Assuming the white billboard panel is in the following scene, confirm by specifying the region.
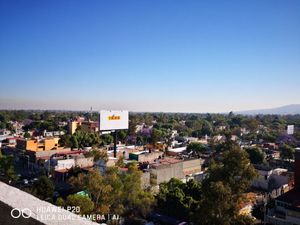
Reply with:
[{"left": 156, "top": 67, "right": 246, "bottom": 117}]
[
  {"left": 287, "top": 125, "right": 294, "bottom": 135},
  {"left": 99, "top": 110, "right": 129, "bottom": 131}
]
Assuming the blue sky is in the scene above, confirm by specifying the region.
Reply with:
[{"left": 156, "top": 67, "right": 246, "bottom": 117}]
[{"left": 0, "top": 0, "right": 300, "bottom": 112}]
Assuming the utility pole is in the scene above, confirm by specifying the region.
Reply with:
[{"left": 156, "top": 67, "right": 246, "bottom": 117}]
[{"left": 113, "top": 130, "right": 117, "bottom": 158}]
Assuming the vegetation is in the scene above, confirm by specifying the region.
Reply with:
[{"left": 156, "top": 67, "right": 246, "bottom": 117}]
[
  {"left": 0, "top": 152, "right": 17, "bottom": 183},
  {"left": 195, "top": 147, "right": 256, "bottom": 225},
  {"left": 68, "top": 163, "right": 155, "bottom": 222},
  {"left": 187, "top": 142, "right": 207, "bottom": 155},
  {"left": 1, "top": 110, "right": 300, "bottom": 224},
  {"left": 279, "top": 144, "right": 295, "bottom": 161},
  {"left": 245, "top": 147, "right": 265, "bottom": 165},
  {"left": 156, "top": 178, "right": 201, "bottom": 222},
  {"left": 66, "top": 194, "right": 94, "bottom": 215},
  {"left": 29, "top": 176, "right": 54, "bottom": 201}
]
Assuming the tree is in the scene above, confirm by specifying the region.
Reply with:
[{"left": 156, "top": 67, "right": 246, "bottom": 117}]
[
  {"left": 66, "top": 194, "right": 94, "bottom": 215},
  {"left": 68, "top": 163, "right": 154, "bottom": 221},
  {"left": 31, "top": 176, "right": 54, "bottom": 201},
  {"left": 200, "top": 120, "right": 213, "bottom": 136},
  {"left": 69, "top": 170, "right": 113, "bottom": 214},
  {"left": 187, "top": 142, "right": 206, "bottom": 155},
  {"left": 55, "top": 197, "right": 65, "bottom": 207},
  {"left": 208, "top": 145, "right": 257, "bottom": 195},
  {"left": 24, "top": 132, "right": 31, "bottom": 138},
  {"left": 59, "top": 134, "right": 72, "bottom": 147},
  {"left": 156, "top": 178, "right": 201, "bottom": 222},
  {"left": 245, "top": 147, "right": 265, "bottom": 165},
  {"left": 279, "top": 144, "right": 295, "bottom": 161},
  {"left": 70, "top": 135, "right": 79, "bottom": 149},
  {"left": 193, "top": 143, "right": 257, "bottom": 225},
  {"left": 194, "top": 181, "right": 236, "bottom": 225},
  {"left": 101, "top": 134, "right": 113, "bottom": 145},
  {"left": 120, "top": 163, "right": 155, "bottom": 219},
  {"left": 84, "top": 149, "right": 108, "bottom": 162},
  {"left": 0, "top": 153, "right": 17, "bottom": 183},
  {"left": 118, "top": 130, "right": 127, "bottom": 143},
  {"left": 150, "top": 128, "right": 163, "bottom": 145}
]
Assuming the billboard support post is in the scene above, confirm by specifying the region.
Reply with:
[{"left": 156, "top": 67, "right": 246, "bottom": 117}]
[{"left": 113, "top": 130, "right": 117, "bottom": 158}]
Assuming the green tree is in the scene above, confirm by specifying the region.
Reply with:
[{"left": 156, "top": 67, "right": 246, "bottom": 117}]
[
  {"left": 31, "top": 176, "right": 54, "bottom": 201},
  {"left": 101, "top": 134, "right": 113, "bottom": 145},
  {"left": 55, "top": 197, "right": 65, "bottom": 207},
  {"left": 150, "top": 128, "right": 163, "bottom": 145},
  {"left": 156, "top": 178, "right": 201, "bottom": 222},
  {"left": 70, "top": 135, "right": 79, "bottom": 149},
  {"left": 200, "top": 120, "right": 213, "bottom": 136},
  {"left": 69, "top": 170, "right": 114, "bottom": 214},
  {"left": 280, "top": 144, "right": 295, "bottom": 161},
  {"left": 0, "top": 153, "right": 17, "bottom": 183},
  {"left": 24, "top": 132, "right": 31, "bottom": 138},
  {"left": 69, "top": 163, "right": 154, "bottom": 221},
  {"left": 194, "top": 143, "right": 257, "bottom": 225},
  {"left": 245, "top": 147, "right": 265, "bottom": 165},
  {"left": 194, "top": 181, "right": 235, "bottom": 225},
  {"left": 66, "top": 194, "right": 94, "bottom": 215},
  {"left": 121, "top": 163, "right": 155, "bottom": 219},
  {"left": 59, "top": 134, "right": 72, "bottom": 147},
  {"left": 187, "top": 142, "right": 206, "bottom": 155},
  {"left": 84, "top": 149, "right": 108, "bottom": 162}
]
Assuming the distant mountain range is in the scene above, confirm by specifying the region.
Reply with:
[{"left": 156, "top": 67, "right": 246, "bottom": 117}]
[{"left": 236, "top": 104, "right": 300, "bottom": 115}]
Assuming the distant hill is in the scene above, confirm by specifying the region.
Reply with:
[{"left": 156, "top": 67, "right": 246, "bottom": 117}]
[{"left": 236, "top": 104, "right": 300, "bottom": 115}]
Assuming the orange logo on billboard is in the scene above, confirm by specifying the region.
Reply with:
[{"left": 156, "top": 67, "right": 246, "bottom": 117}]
[{"left": 108, "top": 115, "right": 121, "bottom": 120}]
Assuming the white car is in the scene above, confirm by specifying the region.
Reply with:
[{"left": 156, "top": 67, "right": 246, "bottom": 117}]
[{"left": 23, "top": 179, "right": 29, "bottom": 185}]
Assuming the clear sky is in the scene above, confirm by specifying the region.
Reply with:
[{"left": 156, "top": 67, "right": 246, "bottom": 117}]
[{"left": 0, "top": 0, "right": 300, "bottom": 113}]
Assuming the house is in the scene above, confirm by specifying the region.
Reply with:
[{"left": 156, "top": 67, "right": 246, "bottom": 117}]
[
  {"left": 129, "top": 150, "right": 164, "bottom": 163},
  {"left": 16, "top": 137, "right": 63, "bottom": 151},
  {"left": 265, "top": 149, "right": 300, "bottom": 225},
  {"left": 252, "top": 165, "right": 293, "bottom": 197},
  {"left": 149, "top": 157, "right": 203, "bottom": 186}
]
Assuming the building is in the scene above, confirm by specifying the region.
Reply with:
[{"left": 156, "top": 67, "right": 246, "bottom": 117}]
[
  {"left": 167, "top": 146, "right": 187, "bottom": 156},
  {"left": 16, "top": 137, "right": 62, "bottom": 151},
  {"left": 149, "top": 157, "right": 203, "bottom": 186},
  {"left": 129, "top": 150, "right": 164, "bottom": 163},
  {"left": 68, "top": 118, "right": 99, "bottom": 134},
  {"left": 0, "top": 129, "right": 13, "bottom": 141},
  {"left": 69, "top": 121, "right": 78, "bottom": 135},
  {"left": 43, "top": 130, "right": 65, "bottom": 137},
  {"left": 265, "top": 149, "right": 300, "bottom": 225},
  {"left": 252, "top": 165, "right": 293, "bottom": 197}
]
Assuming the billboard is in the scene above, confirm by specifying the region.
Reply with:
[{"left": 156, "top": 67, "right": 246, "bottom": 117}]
[
  {"left": 99, "top": 110, "right": 129, "bottom": 131},
  {"left": 287, "top": 125, "right": 294, "bottom": 135}
]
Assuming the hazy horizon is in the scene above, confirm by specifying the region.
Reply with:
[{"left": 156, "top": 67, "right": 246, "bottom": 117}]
[{"left": 1, "top": 1, "right": 300, "bottom": 113}]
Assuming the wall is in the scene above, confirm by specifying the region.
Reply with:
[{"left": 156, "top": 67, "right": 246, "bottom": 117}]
[
  {"left": 75, "top": 157, "right": 94, "bottom": 168},
  {"left": 182, "top": 159, "right": 202, "bottom": 175},
  {"left": 55, "top": 159, "right": 75, "bottom": 171},
  {"left": 137, "top": 151, "right": 164, "bottom": 163},
  {"left": 150, "top": 162, "right": 184, "bottom": 185}
]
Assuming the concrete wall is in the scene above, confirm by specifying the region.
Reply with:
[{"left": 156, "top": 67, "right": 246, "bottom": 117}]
[
  {"left": 150, "top": 162, "right": 184, "bottom": 185},
  {"left": 28, "top": 148, "right": 72, "bottom": 158},
  {"left": 182, "top": 159, "right": 202, "bottom": 175},
  {"left": 141, "top": 172, "right": 150, "bottom": 189},
  {"left": 137, "top": 151, "right": 163, "bottom": 163},
  {"left": 75, "top": 157, "right": 94, "bottom": 168},
  {"left": 55, "top": 159, "right": 75, "bottom": 170}
]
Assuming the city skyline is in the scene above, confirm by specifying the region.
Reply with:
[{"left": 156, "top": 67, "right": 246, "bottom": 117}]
[{"left": 1, "top": 0, "right": 300, "bottom": 113}]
